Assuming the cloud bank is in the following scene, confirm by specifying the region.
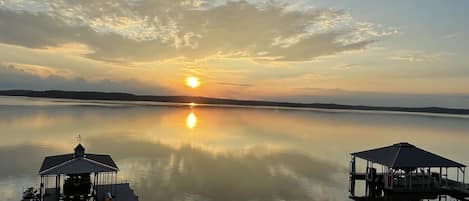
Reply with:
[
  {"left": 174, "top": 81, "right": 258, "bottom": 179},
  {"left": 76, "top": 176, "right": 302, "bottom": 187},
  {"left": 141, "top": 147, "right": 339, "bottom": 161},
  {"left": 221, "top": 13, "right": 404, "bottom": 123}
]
[
  {"left": 0, "top": 0, "right": 395, "bottom": 63},
  {"left": 0, "top": 62, "right": 172, "bottom": 94}
]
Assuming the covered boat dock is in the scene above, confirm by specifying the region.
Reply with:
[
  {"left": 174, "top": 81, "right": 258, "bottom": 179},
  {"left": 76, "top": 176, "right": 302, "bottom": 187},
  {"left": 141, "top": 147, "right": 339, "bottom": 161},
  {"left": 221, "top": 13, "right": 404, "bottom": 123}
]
[
  {"left": 38, "top": 144, "right": 138, "bottom": 201},
  {"left": 349, "top": 142, "right": 469, "bottom": 201}
]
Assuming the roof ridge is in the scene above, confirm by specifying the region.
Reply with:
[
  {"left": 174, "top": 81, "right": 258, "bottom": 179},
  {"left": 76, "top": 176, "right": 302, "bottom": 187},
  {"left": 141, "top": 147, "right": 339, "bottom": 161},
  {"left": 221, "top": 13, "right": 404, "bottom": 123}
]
[
  {"left": 82, "top": 157, "right": 119, "bottom": 171},
  {"left": 390, "top": 145, "right": 402, "bottom": 168},
  {"left": 86, "top": 153, "right": 111, "bottom": 156},
  {"left": 39, "top": 157, "right": 79, "bottom": 175}
]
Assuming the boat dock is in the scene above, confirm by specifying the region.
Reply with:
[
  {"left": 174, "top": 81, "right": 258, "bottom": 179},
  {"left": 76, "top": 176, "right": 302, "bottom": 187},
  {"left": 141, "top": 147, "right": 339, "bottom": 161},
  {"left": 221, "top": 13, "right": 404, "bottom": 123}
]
[
  {"left": 349, "top": 143, "right": 469, "bottom": 201},
  {"left": 24, "top": 143, "right": 139, "bottom": 201}
]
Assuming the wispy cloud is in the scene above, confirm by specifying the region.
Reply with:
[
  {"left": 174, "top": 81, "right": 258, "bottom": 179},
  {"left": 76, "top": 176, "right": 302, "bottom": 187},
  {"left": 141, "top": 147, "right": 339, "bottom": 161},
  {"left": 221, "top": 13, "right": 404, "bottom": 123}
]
[
  {"left": 389, "top": 52, "right": 443, "bottom": 62},
  {"left": 216, "top": 82, "right": 253, "bottom": 87},
  {"left": 332, "top": 63, "right": 357, "bottom": 70},
  {"left": 2, "top": 62, "right": 77, "bottom": 79},
  {"left": 443, "top": 33, "right": 458, "bottom": 39}
]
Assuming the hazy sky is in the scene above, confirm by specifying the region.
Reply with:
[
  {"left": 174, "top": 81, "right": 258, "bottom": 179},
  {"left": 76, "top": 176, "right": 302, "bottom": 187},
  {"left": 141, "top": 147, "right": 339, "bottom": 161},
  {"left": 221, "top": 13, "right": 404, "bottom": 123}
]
[{"left": 0, "top": 0, "right": 468, "bottom": 108}]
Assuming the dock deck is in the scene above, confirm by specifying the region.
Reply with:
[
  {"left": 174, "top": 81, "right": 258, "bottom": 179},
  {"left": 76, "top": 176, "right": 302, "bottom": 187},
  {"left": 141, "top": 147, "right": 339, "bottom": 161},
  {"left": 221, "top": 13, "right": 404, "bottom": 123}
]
[
  {"left": 350, "top": 172, "right": 469, "bottom": 200},
  {"left": 43, "top": 183, "right": 138, "bottom": 201}
]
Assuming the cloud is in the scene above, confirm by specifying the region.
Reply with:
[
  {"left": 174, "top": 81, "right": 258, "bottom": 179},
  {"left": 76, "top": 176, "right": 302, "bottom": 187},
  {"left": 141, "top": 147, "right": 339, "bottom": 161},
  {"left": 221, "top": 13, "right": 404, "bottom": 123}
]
[
  {"left": 0, "top": 62, "right": 173, "bottom": 94},
  {"left": 443, "top": 33, "right": 458, "bottom": 39},
  {"left": 332, "top": 63, "right": 357, "bottom": 70},
  {"left": 0, "top": 0, "right": 395, "bottom": 63},
  {"left": 3, "top": 62, "right": 77, "bottom": 79},
  {"left": 216, "top": 82, "right": 253, "bottom": 87},
  {"left": 389, "top": 52, "right": 441, "bottom": 62}
]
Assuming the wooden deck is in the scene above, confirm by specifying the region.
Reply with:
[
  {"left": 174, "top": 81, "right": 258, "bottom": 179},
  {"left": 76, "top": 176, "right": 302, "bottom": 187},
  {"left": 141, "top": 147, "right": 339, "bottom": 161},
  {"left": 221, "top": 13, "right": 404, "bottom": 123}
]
[{"left": 43, "top": 183, "right": 138, "bottom": 201}]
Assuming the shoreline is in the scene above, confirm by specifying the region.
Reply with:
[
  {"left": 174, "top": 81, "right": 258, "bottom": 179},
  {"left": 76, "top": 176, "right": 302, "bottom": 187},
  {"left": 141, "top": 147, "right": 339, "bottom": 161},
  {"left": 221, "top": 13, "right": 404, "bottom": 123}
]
[{"left": 1, "top": 89, "right": 469, "bottom": 116}]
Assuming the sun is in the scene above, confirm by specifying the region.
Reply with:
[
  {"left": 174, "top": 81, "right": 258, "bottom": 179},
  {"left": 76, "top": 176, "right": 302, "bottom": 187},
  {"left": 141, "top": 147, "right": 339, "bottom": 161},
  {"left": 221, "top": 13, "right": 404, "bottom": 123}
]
[{"left": 185, "top": 76, "right": 200, "bottom": 88}]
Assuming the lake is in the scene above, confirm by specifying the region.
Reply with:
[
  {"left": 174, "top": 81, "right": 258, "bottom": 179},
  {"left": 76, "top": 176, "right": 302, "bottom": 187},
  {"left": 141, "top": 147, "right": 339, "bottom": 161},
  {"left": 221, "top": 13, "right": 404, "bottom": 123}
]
[{"left": 1, "top": 96, "right": 468, "bottom": 201}]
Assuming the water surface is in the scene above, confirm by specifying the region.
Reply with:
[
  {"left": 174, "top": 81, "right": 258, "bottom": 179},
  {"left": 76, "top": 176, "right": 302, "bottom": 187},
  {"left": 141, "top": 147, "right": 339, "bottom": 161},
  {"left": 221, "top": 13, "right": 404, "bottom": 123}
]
[{"left": 1, "top": 96, "right": 468, "bottom": 201}]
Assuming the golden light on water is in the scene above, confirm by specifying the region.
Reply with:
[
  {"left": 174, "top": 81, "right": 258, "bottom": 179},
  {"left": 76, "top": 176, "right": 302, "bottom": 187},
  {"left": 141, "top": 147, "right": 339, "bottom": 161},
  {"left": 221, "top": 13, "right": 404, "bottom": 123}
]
[
  {"left": 185, "top": 76, "right": 200, "bottom": 88},
  {"left": 186, "top": 112, "right": 197, "bottom": 129}
]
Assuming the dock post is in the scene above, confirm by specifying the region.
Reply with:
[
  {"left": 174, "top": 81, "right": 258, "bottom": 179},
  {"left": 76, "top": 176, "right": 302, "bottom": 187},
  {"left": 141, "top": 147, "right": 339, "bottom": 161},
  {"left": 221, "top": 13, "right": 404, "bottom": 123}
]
[
  {"left": 40, "top": 176, "right": 43, "bottom": 201},
  {"left": 439, "top": 167, "right": 442, "bottom": 185},
  {"left": 55, "top": 174, "right": 60, "bottom": 201},
  {"left": 409, "top": 171, "right": 412, "bottom": 191},
  {"left": 428, "top": 167, "right": 431, "bottom": 189},
  {"left": 349, "top": 156, "right": 356, "bottom": 196},
  {"left": 446, "top": 167, "right": 448, "bottom": 186},
  {"left": 365, "top": 160, "right": 369, "bottom": 197},
  {"left": 463, "top": 167, "right": 465, "bottom": 185},
  {"left": 461, "top": 167, "right": 465, "bottom": 190}
]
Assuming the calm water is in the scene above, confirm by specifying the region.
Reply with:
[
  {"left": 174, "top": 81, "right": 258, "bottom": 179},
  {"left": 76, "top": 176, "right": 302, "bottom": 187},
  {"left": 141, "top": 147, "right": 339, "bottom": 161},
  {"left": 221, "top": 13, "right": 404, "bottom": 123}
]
[{"left": 1, "top": 96, "right": 469, "bottom": 201}]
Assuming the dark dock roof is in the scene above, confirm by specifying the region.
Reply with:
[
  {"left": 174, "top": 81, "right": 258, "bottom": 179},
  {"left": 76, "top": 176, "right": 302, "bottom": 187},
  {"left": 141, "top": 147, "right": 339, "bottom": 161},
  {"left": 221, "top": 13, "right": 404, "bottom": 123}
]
[
  {"left": 351, "top": 142, "right": 465, "bottom": 169},
  {"left": 39, "top": 144, "right": 118, "bottom": 175}
]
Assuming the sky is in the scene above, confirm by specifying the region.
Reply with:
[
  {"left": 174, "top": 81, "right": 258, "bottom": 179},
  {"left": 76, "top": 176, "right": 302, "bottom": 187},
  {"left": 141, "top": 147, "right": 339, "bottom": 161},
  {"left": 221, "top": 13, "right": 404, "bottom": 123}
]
[{"left": 0, "top": 0, "right": 469, "bottom": 108}]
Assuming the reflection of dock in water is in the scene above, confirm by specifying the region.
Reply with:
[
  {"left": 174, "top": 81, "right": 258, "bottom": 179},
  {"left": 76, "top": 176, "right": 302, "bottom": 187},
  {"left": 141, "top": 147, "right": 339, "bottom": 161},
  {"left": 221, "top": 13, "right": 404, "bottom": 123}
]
[{"left": 349, "top": 143, "right": 469, "bottom": 201}]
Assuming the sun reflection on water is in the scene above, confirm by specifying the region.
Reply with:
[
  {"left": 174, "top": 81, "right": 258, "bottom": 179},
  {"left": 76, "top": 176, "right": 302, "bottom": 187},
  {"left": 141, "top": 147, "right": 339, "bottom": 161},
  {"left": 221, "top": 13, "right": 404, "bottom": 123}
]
[{"left": 186, "top": 112, "right": 197, "bottom": 129}]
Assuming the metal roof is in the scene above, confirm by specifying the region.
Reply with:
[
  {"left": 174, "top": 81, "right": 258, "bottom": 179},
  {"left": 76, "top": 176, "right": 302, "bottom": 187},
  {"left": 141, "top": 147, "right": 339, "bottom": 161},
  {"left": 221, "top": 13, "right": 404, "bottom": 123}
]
[
  {"left": 39, "top": 144, "right": 118, "bottom": 175},
  {"left": 351, "top": 142, "right": 465, "bottom": 169}
]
